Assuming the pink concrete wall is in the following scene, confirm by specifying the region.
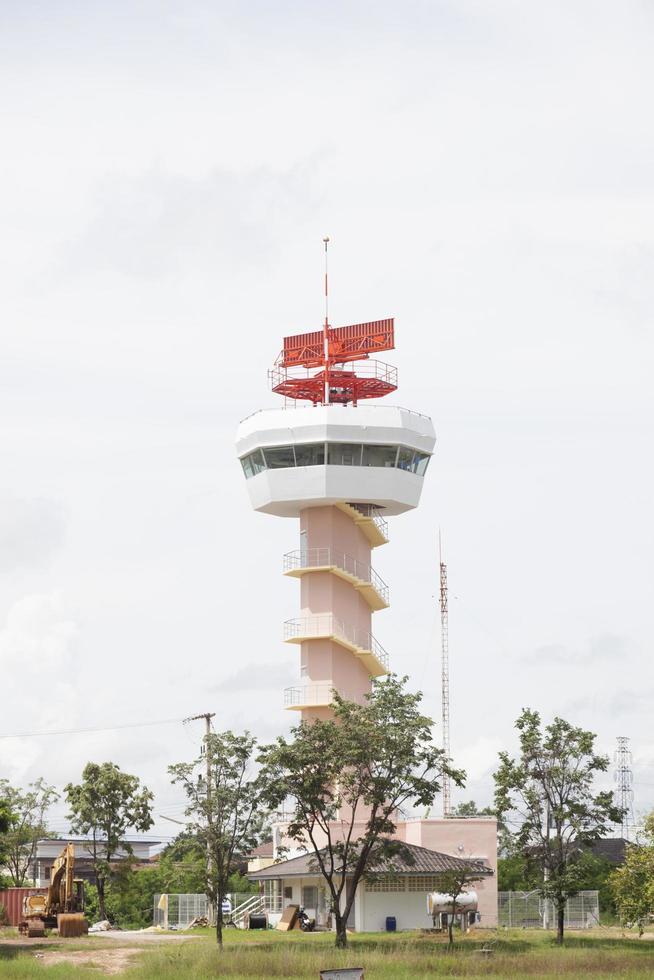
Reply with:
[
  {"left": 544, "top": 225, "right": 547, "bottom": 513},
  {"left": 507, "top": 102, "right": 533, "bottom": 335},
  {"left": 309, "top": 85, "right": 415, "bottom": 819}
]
[{"left": 402, "top": 818, "right": 498, "bottom": 926}]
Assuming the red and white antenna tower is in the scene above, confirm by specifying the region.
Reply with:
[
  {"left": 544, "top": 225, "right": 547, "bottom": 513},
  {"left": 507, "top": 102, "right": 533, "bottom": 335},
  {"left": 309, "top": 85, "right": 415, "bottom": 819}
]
[
  {"left": 439, "top": 531, "right": 451, "bottom": 817},
  {"left": 268, "top": 239, "right": 398, "bottom": 407}
]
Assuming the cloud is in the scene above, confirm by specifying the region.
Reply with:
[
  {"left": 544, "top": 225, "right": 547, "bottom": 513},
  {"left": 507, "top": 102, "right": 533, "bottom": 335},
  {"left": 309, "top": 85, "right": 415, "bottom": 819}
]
[
  {"left": 217, "top": 661, "right": 296, "bottom": 694},
  {"left": 66, "top": 163, "right": 320, "bottom": 279},
  {"left": 0, "top": 497, "right": 66, "bottom": 574},
  {"left": 0, "top": 593, "right": 79, "bottom": 784},
  {"left": 529, "top": 633, "right": 636, "bottom": 666}
]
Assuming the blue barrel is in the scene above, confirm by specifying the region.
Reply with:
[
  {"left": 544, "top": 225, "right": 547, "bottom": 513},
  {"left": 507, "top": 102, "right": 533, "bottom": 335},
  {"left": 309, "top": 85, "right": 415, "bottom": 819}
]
[{"left": 385, "top": 916, "right": 397, "bottom": 932}]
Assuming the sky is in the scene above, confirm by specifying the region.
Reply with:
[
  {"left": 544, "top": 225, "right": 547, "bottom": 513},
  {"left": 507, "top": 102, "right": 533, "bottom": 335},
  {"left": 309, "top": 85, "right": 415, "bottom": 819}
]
[{"left": 0, "top": 0, "right": 652, "bottom": 841}]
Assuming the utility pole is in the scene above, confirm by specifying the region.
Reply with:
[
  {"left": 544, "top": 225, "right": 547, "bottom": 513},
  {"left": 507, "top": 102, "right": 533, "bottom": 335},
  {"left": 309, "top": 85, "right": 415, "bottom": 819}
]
[
  {"left": 614, "top": 736, "right": 634, "bottom": 841},
  {"left": 184, "top": 712, "right": 216, "bottom": 922},
  {"left": 439, "top": 531, "right": 451, "bottom": 817}
]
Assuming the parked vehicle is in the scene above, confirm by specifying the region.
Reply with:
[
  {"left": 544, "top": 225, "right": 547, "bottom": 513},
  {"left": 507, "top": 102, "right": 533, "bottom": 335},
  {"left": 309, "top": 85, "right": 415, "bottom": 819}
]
[{"left": 297, "top": 906, "right": 316, "bottom": 932}]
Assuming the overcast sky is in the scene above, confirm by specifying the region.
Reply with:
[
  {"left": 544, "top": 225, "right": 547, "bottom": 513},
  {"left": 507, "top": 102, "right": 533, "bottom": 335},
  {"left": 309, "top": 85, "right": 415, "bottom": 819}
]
[{"left": 0, "top": 0, "right": 652, "bottom": 840}]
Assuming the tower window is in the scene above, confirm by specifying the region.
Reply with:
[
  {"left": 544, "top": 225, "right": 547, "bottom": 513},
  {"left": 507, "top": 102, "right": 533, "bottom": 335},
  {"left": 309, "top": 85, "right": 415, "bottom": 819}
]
[
  {"left": 294, "top": 443, "right": 325, "bottom": 466},
  {"left": 361, "top": 445, "right": 398, "bottom": 468},
  {"left": 328, "top": 443, "right": 363, "bottom": 466}
]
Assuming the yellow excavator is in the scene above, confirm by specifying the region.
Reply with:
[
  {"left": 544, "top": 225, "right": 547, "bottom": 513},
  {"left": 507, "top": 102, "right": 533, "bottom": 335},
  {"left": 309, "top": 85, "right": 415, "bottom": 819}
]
[{"left": 18, "top": 843, "right": 88, "bottom": 938}]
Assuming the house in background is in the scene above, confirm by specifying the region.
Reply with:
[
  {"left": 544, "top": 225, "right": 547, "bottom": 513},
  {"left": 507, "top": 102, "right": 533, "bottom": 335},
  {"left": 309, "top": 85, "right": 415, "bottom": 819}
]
[{"left": 28, "top": 836, "right": 162, "bottom": 887}]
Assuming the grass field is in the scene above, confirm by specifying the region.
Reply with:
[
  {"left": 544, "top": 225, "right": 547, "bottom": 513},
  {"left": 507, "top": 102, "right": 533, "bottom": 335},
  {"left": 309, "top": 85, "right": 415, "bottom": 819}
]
[{"left": 2, "top": 926, "right": 654, "bottom": 979}]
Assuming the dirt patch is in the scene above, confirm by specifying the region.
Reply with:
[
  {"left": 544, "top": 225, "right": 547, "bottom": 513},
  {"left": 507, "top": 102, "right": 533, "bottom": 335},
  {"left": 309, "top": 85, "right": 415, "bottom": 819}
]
[{"left": 34, "top": 947, "right": 142, "bottom": 975}]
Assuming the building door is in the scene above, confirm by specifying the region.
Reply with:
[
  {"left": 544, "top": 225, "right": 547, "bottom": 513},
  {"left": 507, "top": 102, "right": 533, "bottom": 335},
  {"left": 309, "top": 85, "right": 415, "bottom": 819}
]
[{"left": 346, "top": 880, "right": 356, "bottom": 929}]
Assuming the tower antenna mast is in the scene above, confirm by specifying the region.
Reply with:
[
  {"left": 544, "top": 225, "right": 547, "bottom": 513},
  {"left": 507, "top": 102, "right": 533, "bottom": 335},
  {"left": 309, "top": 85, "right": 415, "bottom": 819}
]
[
  {"left": 323, "top": 236, "right": 330, "bottom": 405},
  {"left": 614, "top": 736, "right": 634, "bottom": 840},
  {"left": 439, "top": 530, "right": 451, "bottom": 817}
]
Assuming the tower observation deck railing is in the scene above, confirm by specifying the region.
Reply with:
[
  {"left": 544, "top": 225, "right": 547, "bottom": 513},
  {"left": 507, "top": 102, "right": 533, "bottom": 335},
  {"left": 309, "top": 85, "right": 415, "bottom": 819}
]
[
  {"left": 283, "top": 614, "right": 390, "bottom": 673},
  {"left": 283, "top": 548, "right": 390, "bottom": 607},
  {"left": 284, "top": 683, "right": 334, "bottom": 708}
]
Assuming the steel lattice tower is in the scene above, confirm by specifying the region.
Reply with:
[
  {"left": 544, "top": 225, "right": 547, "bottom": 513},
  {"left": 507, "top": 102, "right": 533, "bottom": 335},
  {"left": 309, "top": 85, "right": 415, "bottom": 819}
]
[
  {"left": 439, "top": 533, "right": 451, "bottom": 817},
  {"left": 614, "top": 736, "right": 635, "bottom": 841}
]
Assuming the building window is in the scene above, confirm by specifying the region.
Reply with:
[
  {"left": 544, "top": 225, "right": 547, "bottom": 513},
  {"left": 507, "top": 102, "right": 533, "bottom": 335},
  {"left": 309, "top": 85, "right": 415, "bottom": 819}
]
[
  {"left": 240, "top": 448, "right": 266, "bottom": 477},
  {"left": 361, "top": 444, "right": 398, "bottom": 468},
  {"left": 295, "top": 443, "right": 325, "bottom": 467},
  {"left": 302, "top": 886, "right": 318, "bottom": 909},
  {"left": 407, "top": 875, "right": 444, "bottom": 892},
  {"left": 264, "top": 445, "right": 296, "bottom": 469},
  {"left": 239, "top": 443, "right": 431, "bottom": 478},
  {"left": 327, "top": 443, "right": 362, "bottom": 466},
  {"left": 365, "top": 876, "right": 406, "bottom": 893},
  {"left": 263, "top": 879, "right": 283, "bottom": 912}
]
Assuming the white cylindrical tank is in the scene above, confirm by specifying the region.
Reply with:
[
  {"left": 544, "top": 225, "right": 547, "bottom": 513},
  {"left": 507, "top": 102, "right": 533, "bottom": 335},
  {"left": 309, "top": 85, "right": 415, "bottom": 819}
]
[{"left": 427, "top": 891, "right": 478, "bottom": 915}]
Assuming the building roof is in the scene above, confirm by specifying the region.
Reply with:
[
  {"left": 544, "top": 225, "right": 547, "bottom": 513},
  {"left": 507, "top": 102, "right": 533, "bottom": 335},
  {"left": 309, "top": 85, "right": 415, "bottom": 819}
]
[
  {"left": 248, "top": 841, "right": 492, "bottom": 881},
  {"left": 249, "top": 840, "right": 274, "bottom": 859}
]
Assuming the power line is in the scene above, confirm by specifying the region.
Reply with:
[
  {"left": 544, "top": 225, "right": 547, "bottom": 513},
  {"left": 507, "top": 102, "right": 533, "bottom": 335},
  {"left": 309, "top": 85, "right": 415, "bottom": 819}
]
[{"left": 0, "top": 717, "right": 184, "bottom": 740}]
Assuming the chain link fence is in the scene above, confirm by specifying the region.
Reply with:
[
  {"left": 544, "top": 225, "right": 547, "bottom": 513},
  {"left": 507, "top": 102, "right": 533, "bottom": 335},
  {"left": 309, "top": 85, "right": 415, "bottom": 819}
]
[
  {"left": 498, "top": 890, "right": 599, "bottom": 929},
  {"left": 152, "top": 893, "right": 255, "bottom": 929}
]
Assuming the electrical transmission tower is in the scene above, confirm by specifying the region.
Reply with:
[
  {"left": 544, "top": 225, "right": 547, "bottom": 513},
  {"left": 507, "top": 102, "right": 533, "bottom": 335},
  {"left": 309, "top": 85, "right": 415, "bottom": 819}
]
[
  {"left": 439, "top": 532, "right": 451, "bottom": 817},
  {"left": 614, "top": 736, "right": 634, "bottom": 841}
]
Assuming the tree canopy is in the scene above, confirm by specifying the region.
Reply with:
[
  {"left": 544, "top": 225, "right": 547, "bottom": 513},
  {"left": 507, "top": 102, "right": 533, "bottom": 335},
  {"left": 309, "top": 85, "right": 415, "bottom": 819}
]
[
  {"left": 169, "top": 729, "right": 268, "bottom": 947},
  {"left": 610, "top": 813, "right": 654, "bottom": 935},
  {"left": 259, "top": 675, "right": 464, "bottom": 948},
  {"left": 0, "top": 778, "right": 59, "bottom": 886},
  {"left": 494, "top": 708, "right": 621, "bottom": 944},
  {"left": 65, "top": 761, "right": 154, "bottom": 922}
]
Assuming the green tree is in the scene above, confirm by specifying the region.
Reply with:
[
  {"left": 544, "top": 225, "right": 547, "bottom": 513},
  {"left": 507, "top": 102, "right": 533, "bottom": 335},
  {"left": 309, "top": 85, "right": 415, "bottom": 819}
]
[
  {"left": 0, "top": 791, "right": 15, "bottom": 884},
  {"left": 453, "top": 801, "right": 494, "bottom": 818},
  {"left": 610, "top": 814, "right": 654, "bottom": 935},
  {"left": 0, "top": 778, "right": 59, "bottom": 886},
  {"left": 65, "top": 762, "right": 154, "bottom": 922},
  {"left": 494, "top": 709, "right": 622, "bottom": 944},
  {"left": 434, "top": 864, "right": 488, "bottom": 946},
  {"left": 169, "top": 730, "right": 268, "bottom": 948},
  {"left": 258, "top": 675, "right": 464, "bottom": 949}
]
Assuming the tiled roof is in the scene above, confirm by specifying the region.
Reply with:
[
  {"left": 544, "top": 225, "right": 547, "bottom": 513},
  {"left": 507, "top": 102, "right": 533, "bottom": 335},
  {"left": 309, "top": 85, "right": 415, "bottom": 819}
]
[
  {"left": 248, "top": 841, "right": 492, "bottom": 880},
  {"left": 249, "top": 840, "right": 274, "bottom": 858}
]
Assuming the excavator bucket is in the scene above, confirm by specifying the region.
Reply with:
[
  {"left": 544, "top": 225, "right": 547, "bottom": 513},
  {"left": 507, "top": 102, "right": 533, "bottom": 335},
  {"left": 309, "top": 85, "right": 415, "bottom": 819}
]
[{"left": 57, "top": 913, "right": 88, "bottom": 938}]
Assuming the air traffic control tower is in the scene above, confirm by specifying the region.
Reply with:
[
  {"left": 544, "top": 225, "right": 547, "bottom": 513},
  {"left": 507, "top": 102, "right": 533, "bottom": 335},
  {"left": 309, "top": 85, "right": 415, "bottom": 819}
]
[{"left": 236, "top": 244, "right": 435, "bottom": 719}]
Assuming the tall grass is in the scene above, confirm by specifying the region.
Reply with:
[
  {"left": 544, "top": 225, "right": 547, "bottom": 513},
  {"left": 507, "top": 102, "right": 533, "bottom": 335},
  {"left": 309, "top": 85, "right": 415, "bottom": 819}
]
[
  {"left": 1, "top": 929, "right": 653, "bottom": 978},
  {"left": 123, "top": 930, "right": 654, "bottom": 980}
]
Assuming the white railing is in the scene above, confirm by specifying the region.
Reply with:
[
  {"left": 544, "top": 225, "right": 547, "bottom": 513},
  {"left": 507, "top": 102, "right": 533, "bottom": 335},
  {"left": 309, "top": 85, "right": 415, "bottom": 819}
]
[
  {"left": 284, "top": 683, "right": 334, "bottom": 707},
  {"left": 283, "top": 548, "right": 389, "bottom": 605},
  {"left": 240, "top": 405, "right": 432, "bottom": 424},
  {"left": 283, "top": 615, "right": 390, "bottom": 670},
  {"left": 231, "top": 894, "right": 265, "bottom": 928}
]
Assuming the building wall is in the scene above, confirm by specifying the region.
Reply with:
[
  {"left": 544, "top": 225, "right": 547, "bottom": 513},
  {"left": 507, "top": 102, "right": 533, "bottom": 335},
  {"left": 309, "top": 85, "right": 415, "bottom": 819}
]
[
  {"left": 358, "top": 886, "right": 432, "bottom": 933},
  {"left": 401, "top": 819, "right": 498, "bottom": 927}
]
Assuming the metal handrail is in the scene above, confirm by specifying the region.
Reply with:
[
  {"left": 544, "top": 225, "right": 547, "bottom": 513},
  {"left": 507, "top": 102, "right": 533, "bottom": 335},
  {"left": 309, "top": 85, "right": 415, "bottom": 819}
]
[
  {"left": 284, "top": 683, "right": 334, "bottom": 707},
  {"left": 283, "top": 615, "right": 390, "bottom": 670},
  {"left": 239, "top": 404, "right": 433, "bottom": 423},
  {"left": 283, "top": 548, "right": 389, "bottom": 605},
  {"left": 347, "top": 503, "right": 389, "bottom": 541}
]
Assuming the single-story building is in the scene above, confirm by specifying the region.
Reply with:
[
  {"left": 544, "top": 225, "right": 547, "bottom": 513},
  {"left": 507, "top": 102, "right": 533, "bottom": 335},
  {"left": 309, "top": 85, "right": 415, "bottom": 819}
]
[{"left": 249, "top": 841, "right": 493, "bottom": 933}]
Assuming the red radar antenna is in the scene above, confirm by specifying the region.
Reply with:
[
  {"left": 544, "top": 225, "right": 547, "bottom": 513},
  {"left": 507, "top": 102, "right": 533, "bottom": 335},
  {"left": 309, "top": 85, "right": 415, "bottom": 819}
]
[{"left": 269, "top": 239, "right": 398, "bottom": 406}]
